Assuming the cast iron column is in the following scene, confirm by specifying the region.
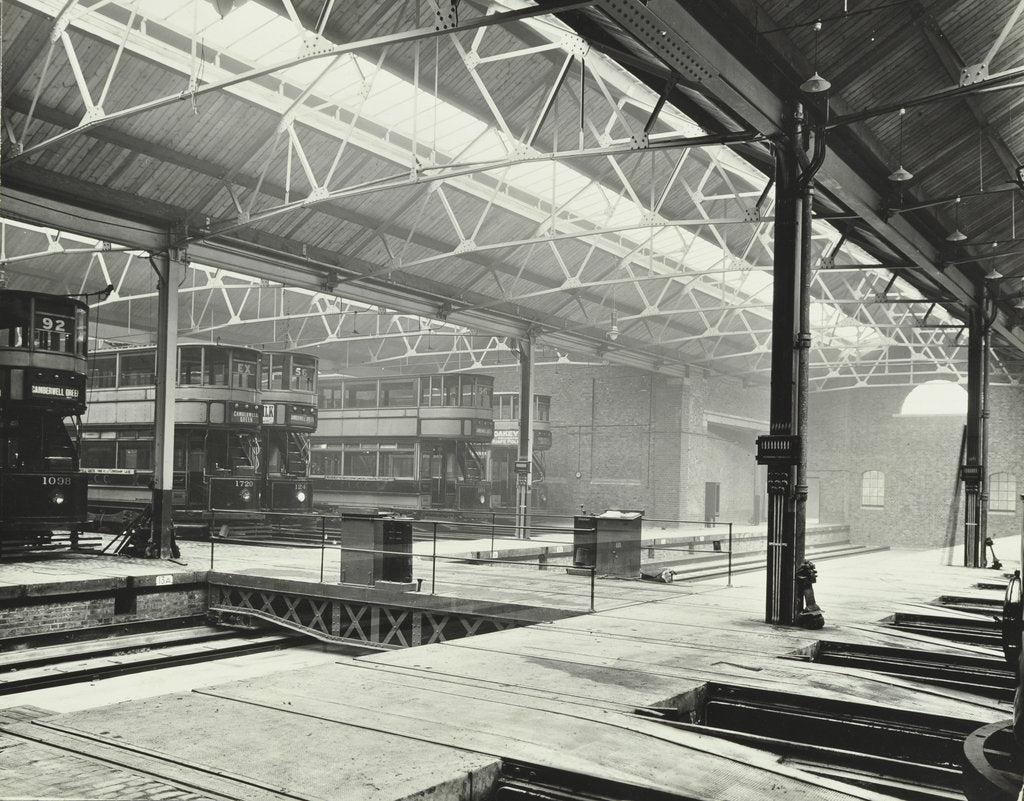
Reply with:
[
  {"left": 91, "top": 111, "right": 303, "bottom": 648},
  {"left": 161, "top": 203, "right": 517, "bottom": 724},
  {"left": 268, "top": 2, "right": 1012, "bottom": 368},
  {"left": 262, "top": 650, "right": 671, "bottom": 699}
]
[
  {"left": 757, "top": 104, "right": 813, "bottom": 626},
  {"left": 514, "top": 335, "right": 534, "bottom": 539},
  {"left": 151, "top": 248, "right": 184, "bottom": 558},
  {"left": 963, "top": 304, "right": 985, "bottom": 567}
]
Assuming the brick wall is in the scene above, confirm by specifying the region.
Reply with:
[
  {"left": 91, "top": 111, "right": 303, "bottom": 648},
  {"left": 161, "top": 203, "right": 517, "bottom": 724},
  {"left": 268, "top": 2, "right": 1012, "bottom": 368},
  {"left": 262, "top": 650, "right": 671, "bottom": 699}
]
[
  {"left": 985, "top": 384, "right": 1024, "bottom": 539},
  {"left": 493, "top": 362, "right": 1022, "bottom": 547},
  {"left": 0, "top": 574, "right": 207, "bottom": 639},
  {"left": 494, "top": 365, "right": 768, "bottom": 523},
  {"left": 807, "top": 383, "right": 1024, "bottom": 547}
]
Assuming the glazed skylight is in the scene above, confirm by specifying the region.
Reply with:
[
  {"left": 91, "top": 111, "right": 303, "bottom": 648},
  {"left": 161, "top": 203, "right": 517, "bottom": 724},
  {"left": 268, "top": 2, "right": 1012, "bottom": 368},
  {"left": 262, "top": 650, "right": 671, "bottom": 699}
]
[{"left": 116, "top": 0, "right": 886, "bottom": 349}]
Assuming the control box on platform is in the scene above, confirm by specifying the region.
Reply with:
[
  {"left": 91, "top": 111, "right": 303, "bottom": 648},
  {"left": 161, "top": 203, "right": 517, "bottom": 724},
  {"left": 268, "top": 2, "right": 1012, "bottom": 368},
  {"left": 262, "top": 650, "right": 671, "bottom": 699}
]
[
  {"left": 340, "top": 514, "right": 415, "bottom": 590},
  {"left": 571, "top": 510, "right": 643, "bottom": 577}
]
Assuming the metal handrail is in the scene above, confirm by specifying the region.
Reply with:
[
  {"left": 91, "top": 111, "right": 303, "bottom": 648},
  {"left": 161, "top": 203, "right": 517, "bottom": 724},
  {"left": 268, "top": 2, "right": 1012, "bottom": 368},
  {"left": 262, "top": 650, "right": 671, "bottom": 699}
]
[{"left": 208, "top": 508, "right": 737, "bottom": 602}]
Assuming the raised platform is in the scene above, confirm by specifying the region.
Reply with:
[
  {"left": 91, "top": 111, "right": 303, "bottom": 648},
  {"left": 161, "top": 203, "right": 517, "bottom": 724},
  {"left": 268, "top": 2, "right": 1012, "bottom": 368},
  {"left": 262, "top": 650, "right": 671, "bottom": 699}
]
[{"left": 0, "top": 535, "right": 1018, "bottom": 800}]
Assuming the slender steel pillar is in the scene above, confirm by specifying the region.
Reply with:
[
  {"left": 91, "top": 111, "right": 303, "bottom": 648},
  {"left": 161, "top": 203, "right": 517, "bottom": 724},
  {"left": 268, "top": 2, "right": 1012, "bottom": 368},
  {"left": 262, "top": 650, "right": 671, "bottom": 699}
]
[
  {"left": 979, "top": 318, "right": 991, "bottom": 560},
  {"left": 757, "top": 104, "right": 818, "bottom": 626},
  {"left": 151, "top": 249, "right": 183, "bottom": 558},
  {"left": 962, "top": 304, "right": 985, "bottom": 567},
  {"left": 514, "top": 335, "right": 534, "bottom": 539}
]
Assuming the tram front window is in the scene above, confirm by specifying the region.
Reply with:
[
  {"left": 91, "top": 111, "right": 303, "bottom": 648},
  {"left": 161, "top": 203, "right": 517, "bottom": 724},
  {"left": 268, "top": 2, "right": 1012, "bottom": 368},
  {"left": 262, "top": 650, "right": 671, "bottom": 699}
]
[
  {"left": 0, "top": 413, "right": 77, "bottom": 472},
  {"left": 232, "top": 352, "right": 257, "bottom": 389},
  {"left": 288, "top": 432, "right": 310, "bottom": 476},
  {"left": 204, "top": 431, "right": 257, "bottom": 474},
  {"left": 0, "top": 296, "right": 30, "bottom": 348},
  {"left": 230, "top": 432, "right": 259, "bottom": 475},
  {"left": 33, "top": 310, "right": 73, "bottom": 353},
  {"left": 292, "top": 357, "right": 316, "bottom": 392},
  {"left": 266, "top": 431, "right": 311, "bottom": 476},
  {"left": 179, "top": 347, "right": 203, "bottom": 385},
  {"left": 262, "top": 354, "right": 284, "bottom": 390},
  {"left": 205, "top": 349, "right": 229, "bottom": 386}
]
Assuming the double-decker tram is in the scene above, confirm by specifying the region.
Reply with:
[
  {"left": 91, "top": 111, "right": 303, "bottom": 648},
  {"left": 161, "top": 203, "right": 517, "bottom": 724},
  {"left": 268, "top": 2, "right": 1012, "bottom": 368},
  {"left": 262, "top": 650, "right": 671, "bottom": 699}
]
[
  {"left": 259, "top": 352, "right": 317, "bottom": 512},
  {"left": 0, "top": 290, "right": 90, "bottom": 554},
  {"left": 82, "top": 344, "right": 265, "bottom": 534},
  {"left": 491, "top": 392, "right": 553, "bottom": 509},
  {"left": 311, "top": 373, "right": 494, "bottom": 515}
]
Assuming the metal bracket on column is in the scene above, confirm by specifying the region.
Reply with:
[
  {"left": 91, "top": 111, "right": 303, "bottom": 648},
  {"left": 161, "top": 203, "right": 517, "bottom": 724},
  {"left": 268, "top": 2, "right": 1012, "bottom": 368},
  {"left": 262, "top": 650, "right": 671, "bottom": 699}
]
[
  {"left": 756, "top": 434, "right": 802, "bottom": 467},
  {"left": 961, "top": 464, "right": 984, "bottom": 484}
]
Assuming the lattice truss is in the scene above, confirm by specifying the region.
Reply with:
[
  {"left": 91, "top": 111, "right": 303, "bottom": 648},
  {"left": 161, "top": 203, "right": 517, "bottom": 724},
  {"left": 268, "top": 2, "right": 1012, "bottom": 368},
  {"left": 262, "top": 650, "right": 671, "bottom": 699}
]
[
  {"left": 2, "top": 0, "right": 1003, "bottom": 387},
  {"left": 0, "top": 218, "right": 534, "bottom": 373}
]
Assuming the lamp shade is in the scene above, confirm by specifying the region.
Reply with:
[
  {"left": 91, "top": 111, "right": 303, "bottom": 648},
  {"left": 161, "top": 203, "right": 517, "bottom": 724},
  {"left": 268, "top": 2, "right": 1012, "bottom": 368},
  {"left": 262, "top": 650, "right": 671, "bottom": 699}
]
[
  {"left": 888, "top": 166, "right": 913, "bottom": 182},
  {"left": 800, "top": 73, "right": 831, "bottom": 93}
]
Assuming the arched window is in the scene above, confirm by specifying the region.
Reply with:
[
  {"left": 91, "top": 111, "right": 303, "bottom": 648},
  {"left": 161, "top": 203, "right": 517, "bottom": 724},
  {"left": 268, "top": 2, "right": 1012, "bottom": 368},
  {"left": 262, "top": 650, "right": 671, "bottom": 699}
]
[
  {"left": 861, "top": 470, "right": 885, "bottom": 508},
  {"left": 900, "top": 380, "right": 968, "bottom": 415},
  {"left": 989, "top": 473, "right": 1017, "bottom": 512}
]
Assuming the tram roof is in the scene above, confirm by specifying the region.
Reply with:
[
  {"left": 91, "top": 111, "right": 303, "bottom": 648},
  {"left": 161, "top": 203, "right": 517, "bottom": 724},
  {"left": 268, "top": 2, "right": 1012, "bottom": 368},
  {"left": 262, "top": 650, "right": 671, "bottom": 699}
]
[{"left": 3, "top": 1, "right": 1024, "bottom": 389}]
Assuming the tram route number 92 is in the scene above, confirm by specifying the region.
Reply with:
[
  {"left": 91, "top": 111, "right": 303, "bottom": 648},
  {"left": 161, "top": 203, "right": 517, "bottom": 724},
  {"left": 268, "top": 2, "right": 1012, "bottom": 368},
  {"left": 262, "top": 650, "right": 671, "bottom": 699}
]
[
  {"left": 39, "top": 316, "right": 67, "bottom": 332},
  {"left": 42, "top": 476, "right": 72, "bottom": 486}
]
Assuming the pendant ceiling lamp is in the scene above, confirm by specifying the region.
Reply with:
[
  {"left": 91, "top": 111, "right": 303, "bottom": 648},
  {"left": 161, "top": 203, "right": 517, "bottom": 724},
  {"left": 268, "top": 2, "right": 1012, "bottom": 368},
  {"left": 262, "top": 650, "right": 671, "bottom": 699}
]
[
  {"left": 985, "top": 243, "right": 1002, "bottom": 280},
  {"left": 946, "top": 197, "right": 967, "bottom": 242},
  {"left": 888, "top": 108, "right": 913, "bottom": 182},
  {"left": 800, "top": 21, "right": 831, "bottom": 93}
]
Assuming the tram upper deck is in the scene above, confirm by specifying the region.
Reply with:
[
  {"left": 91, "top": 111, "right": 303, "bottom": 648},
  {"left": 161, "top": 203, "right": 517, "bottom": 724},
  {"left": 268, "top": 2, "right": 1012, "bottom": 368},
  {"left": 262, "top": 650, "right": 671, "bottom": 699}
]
[
  {"left": 82, "top": 344, "right": 318, "bottom": 519},
  {"left": 312, "top": 373, "right": 494, "bottom": 512}
]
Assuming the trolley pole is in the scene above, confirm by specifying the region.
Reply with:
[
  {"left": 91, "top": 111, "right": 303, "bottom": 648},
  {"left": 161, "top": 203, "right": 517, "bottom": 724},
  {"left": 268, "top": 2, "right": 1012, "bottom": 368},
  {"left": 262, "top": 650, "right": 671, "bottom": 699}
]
[{"left": 151, "top": 248, "right": 184, "bottom": 559}]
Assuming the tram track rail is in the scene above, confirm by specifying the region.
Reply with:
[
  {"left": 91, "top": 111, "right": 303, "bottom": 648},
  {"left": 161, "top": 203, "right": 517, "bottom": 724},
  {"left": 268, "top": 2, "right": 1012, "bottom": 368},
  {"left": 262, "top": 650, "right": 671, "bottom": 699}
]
[{"left": 0, "top": 621, "right": 307, "bottom": 696}]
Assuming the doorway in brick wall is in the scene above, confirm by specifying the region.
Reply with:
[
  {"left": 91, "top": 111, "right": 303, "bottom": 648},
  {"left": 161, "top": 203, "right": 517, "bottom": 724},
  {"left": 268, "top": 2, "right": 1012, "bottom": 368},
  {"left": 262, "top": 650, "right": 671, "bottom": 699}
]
[
  {"left": 807, "top": 476, "right": 820, "bottom": 523},
  {"left": 704, "top": 481, "right": 720, "bottom": 527}
]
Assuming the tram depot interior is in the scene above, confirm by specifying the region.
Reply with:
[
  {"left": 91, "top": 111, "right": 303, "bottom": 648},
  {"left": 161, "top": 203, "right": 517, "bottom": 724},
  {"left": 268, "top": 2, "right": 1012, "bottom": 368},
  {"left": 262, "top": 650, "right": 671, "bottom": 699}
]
[{"left": 4, "top": 1, "right": 1024, "bottom": 800}]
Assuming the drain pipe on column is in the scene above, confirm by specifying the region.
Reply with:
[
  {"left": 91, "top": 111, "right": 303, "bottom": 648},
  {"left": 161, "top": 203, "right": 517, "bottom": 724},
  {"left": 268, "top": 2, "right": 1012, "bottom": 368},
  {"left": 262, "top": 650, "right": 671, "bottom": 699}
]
[{"left": 795, "top": 113, "right": 826, "bottom": 630}]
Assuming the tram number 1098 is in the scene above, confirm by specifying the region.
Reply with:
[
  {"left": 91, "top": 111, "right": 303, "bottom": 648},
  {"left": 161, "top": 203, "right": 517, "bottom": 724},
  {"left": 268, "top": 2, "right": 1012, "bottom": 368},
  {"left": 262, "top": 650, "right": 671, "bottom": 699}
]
[{"left": 42, "top": 476, "right": 73, "bottom": 486}]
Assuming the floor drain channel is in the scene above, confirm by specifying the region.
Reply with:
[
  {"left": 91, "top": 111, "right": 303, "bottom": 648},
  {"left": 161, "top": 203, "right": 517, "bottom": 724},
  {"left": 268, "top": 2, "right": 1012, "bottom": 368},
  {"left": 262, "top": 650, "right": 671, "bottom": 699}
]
[
  {"left": 784, "top": 640, "right": 1015, "bottom": 701},
  {"left": 637, "top": 681, "right": 979, "bottom": 801}
]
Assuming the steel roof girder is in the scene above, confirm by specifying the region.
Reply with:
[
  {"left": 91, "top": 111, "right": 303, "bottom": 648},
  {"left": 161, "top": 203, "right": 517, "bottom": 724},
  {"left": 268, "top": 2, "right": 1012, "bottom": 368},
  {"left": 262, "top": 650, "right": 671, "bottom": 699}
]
[{"left": 606, "top": 0, "right": 1024, "bottom": 355}]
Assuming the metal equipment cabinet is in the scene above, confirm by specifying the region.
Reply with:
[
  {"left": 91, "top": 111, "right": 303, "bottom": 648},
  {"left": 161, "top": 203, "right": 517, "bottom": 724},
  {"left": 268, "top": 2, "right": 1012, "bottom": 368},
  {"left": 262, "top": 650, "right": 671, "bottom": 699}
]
[
  {"left": 572, "top": 510, "right": 643, "bottom": 577},
  {"left": 341, "top": 514, "right": 414, "bottom": 588}
]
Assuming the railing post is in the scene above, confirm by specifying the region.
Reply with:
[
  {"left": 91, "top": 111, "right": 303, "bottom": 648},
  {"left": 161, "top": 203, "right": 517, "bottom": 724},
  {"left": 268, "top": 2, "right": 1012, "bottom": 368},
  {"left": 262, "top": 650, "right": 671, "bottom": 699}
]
[
  {"left": 431, "top": 521, "right": 438, "bottom": 595},
  {"left": 490, "top": 511, "right": 495, "bottom": 554},
  {"left": 727, "top": 522, "right": 733, "bottom": 587},
  {"left": 319, "top": 514, "right": 326, "bottom": 584},
  {"left": 339, "top": 514, "right": 344, "bottom": 584}
]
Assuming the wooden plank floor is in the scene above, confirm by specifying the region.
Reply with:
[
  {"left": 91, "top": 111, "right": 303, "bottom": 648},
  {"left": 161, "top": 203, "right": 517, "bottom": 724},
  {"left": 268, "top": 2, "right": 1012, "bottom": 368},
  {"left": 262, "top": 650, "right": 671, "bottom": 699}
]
[{"left": 0, "top": 536, "right": 1017, "bottom": 800}]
